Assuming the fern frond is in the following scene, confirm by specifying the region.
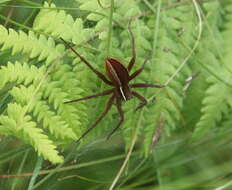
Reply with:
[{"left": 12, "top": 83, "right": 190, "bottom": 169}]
[
  {"left": 141, "top": 5, "right": 195, "bottom": 155},
  {"left": 76, "top": 0, "right": 141, "bottom": 40},
  {"left": 33, "top": 2, "right": 93, "bottom": 44},
  {"left": 0, "top": 103, "right": 63, "bottom": 163},
  {"left": 76, "top": 0, "right": 109, "bottom": 31},
  {"left": 222, "top": 2, "right": 232, "bottom": 69},
  {"left": 51, "top": 63, "right": 87, "bottom": 134},
  {"left": 0, "top": 61, "right": 45, "bottom": 88},
  {"left": 0, "top": 25, "right": 64, "bottom": 65},
  {"left": 33, "top": 2, "right": 109, "bottom": 141},
  {"left": 10, "top": 85, "right": 77, "bottom": 140},
  {"left": 0, "top": 60, "right": 84, "bottom": 162},
  {"left": 192, "top": 76, "right": 231, "bottom": 139},
  {"left": 192, "top": 1, "right": 232, "bottom": 139}
]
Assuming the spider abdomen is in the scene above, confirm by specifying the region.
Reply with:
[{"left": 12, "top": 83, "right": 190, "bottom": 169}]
[
  {"left": 105, "top": 58, "right": 132, "bottom": 100},
  {"left": 105, "top": 58, "right": 130, "bottom": 86}
]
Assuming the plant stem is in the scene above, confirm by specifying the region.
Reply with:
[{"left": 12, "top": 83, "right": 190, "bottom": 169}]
[
  {"left": 106, "top": 0, "right": 114, "bottom": 56},
  {"left": 27, "top": 156, "right": 43, "bottom": 190}
]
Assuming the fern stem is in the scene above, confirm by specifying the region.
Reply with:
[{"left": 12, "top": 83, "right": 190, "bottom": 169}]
[
  {"left": 11, "top": 150, "right": 29, "bottom": 190},
  {"left": 142, "top": 0, "right": 156, "bottom": 13},
  {"left": 0, "top": 4, "right": 108, "bottom": 15},
  {"left": 27, "top": 156, "right": 43, "bottom": 190},
  {"left": 32, "top": 150, "right": 136, "bottom": 189},
  {"left": 200, "top": 62, "right": 232, "bottom": 88},
  {"left": 151, "top": 0, "right": 162, "bottom": 61},
  {"left": 109, "top": 109, "right": 144, "bottom": 190},
  {"left": 151, "top": 0, "right": 163, "bottom": 188},
  {"left": 106, "top": 0, "right": 114, "bottom": 56},
  {"left": 0, "top": 14, "right": 32, "bottom": 31},
  {"left": 164, "top": 0, "right": 202, "bottom": 86},
  {"left": 0, "top": 14, "right": 49, "bottom": 38},
  {"left": 20, "top": 9, "right": 37, "bottom": 30},
  {"left": 17, "top": 0, "right": 40, "bottom": 6}
]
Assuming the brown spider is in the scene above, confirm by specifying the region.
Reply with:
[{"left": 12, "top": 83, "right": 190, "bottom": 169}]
[{"left": 61, "top": 22, "right": 164, "bottom": 142}]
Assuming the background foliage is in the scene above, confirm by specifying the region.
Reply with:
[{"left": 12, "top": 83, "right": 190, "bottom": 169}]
[{"left": 0, "top": 0, "right": 232, "bottom": 189}]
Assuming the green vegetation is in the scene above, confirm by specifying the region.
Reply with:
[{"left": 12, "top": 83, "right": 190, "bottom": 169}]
[{"left": 0, "top": 0, "right": 232, "bottom": 189}]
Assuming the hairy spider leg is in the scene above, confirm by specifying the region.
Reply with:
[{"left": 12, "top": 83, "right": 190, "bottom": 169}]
[
  {"left": 130, "top": 83, "right": 165, "bottom": 88},
  {"left": 60, "top": 38, "right": 113, "bottom": 86},
  {"left": 129, "top": 58, "right": 149, "bottom": 81},
  {"left": 64, "top": 89, "right": 114, "bottom": 104},
  {"left": 127, "top": 20, "right": 136, "bottom": 72},
  {"left": 106, "top": 100, "right": 124, "bottom": 140},
  {"left": 76, "top": 95, "right": 115, "bottom": 143},
  {"left": 131, "top": 91, "right": 148, "bottom": 111}
]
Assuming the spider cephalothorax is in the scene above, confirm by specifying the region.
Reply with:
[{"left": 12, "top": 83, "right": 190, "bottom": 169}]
[{"left": 61, "top": 22, "right": 164, "bottom": 142}]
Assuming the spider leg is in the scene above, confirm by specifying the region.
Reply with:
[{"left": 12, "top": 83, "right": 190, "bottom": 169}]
[
  {"left": 132, "top": 91, "right": 147, "bottom": 111},
  {"left": 60, "top": 38, "right": 113, "bottom": 86},
  {"left": 129, "top": 58, "right": 148, "bottom": 81},
  {"left": 64, "top": 89, "right": 114, "bottom": 104},
  {"left": 130, "top": 83, "right": 165, "bottom": 88},
  {"left": 76, "top": 95, "right": 115, "bottom": 143},
  {"left": 106, "top": 100, "right": 124, "bottom": 140},
  {"left": 127, "top": 20, "right": 136, "bottom": 72}
]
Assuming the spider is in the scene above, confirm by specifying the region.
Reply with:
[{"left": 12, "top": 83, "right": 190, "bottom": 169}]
[{"left": 61, "top": 22, "right": 164, "bottom": 142}]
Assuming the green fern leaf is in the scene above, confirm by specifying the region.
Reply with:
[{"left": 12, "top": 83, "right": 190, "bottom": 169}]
[
  {"left": 0, "top": 61, "right": 46, "bottom": 88},
  {"left": 192, "top": 73, "right": 232, "bottom": 139},
  {"left": 141, "top": 6, "right": 194, "bottom": 155},
  {"left": 0, "top": 25, "right": 64, "bottom": 65},
  {"left": 9, "top": 85, "right": 77, "bottom": 140},
  {"left": 33, "top": 2, "right": 93, "bottom": 44},
  {"left": 192, "top": 1, "right": 232, "bottom": 139},
  {"left": 0, "top": 103, "right": 63, "bottom": 163}
]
